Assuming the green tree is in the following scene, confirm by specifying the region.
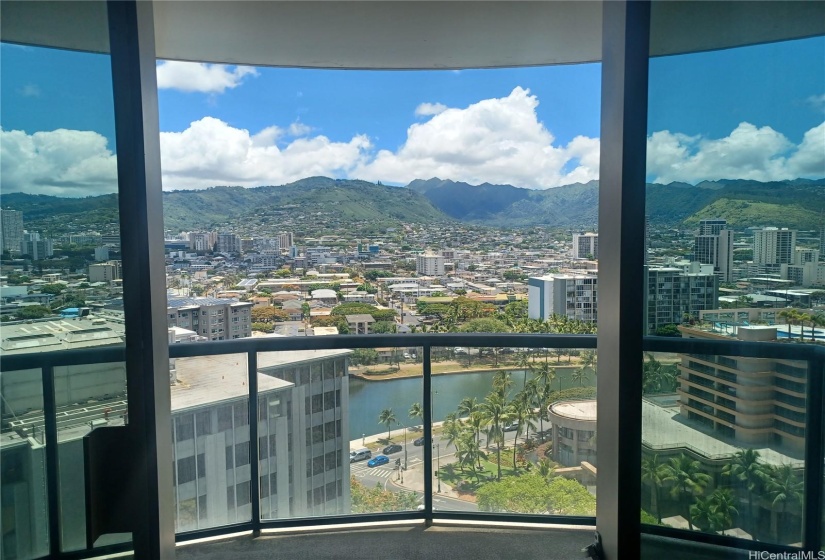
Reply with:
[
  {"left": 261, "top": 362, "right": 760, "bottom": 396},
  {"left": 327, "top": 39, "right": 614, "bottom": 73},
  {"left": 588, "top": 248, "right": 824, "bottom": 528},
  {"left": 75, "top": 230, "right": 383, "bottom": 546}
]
[
  {"left": 763, "top": 464, "right": 803, "bottom": 543},
  {"left": 479, "top": 391, "right": 512, "bottom": 480},
  {"left": 351, "top": 348, "right": 379, "bottom": 366},
  {"left": 350, "top": 476, "right": 419, "bottom": 513},
  {"left": 408, "top": 402, "right": 423, "bottom": 426},
  {"left": 663, "top": 454, "right": 712, "bottom": 531},
  {"left": 371, "top": 321, "right": 397, "bottom": 334},
  {"left": 571, "top": 367, "right": 589, "bottom": 387},
  {"left": 477, "top": 472, "right": 554, "bottom": 514},
  {"left": 641, "top": 454, "right": 669, "bottom": 523},
  {"left": 39, "top": 283, "right": 65, "bottom": 295},
  {"left": 16, "top": 305, "right": 53, "bottom": 320},
  {"left": 378, "top": 408, "right": 397, "bottom": 441},
  {"left": 721, "top": 448, "right": 765, "bottom": 533},
  {"left": 251, "top": 322, "right": 274, "bottom": 333}
]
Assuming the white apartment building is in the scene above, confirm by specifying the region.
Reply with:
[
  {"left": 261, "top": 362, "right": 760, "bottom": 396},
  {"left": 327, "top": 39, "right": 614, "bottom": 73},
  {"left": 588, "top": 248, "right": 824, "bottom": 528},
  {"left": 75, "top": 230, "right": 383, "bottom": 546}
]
[
  {"left": 782, "top": 248, "right": 825, "bottom": 287},
  {"left": 167, "top": 297, "right": 254, "bottom": 341},
  {"left": 416, "top": 254, "right": 445, "bottom": 276},
  {"left": 527, "top": 274, "right": 598, "bottom": 323},
  {"left": 278, "top": 232, "right": 294, "bottom": 250},
  {"left": 753, "top": 227, "right": 797, "bottom": 265},
  {"left": 572, "top": 233, "right": 598, "bottom": 260},
  {"left": 645, "top": 266, "right": 718, "bottom": 334},
  {"left": 20, "top": 236, "right": 54, "bottom": 260},
  {"left": 169, "top": 349, "right": 351, "bottom": 531},
  {"left": 88, "top": 261, "right": 122, "bottom": 283}
]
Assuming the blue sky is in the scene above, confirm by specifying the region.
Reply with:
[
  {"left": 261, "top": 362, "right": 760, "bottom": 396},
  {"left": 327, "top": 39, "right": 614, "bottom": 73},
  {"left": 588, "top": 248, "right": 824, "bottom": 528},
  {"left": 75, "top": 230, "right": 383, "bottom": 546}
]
[{"left": 1, "top": 35, "right": 823, "bottom": 196}]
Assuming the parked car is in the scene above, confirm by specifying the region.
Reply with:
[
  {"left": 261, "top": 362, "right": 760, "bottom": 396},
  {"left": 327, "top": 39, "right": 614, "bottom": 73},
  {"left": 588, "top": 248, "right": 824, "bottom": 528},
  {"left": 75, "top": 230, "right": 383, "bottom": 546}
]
[
  {"left": 413, "top": 436, "right": 426, "bottom": 446},
  {"left": 383, "top": 444, "right": 403, "bottom": 454},
  {"left": 454, "top": 347, "right": 468, "bottom": 355},
  {"left": 349, "top": 448, "right": 372, "bottom": 463},
  {"left": 503, "top": 422, "right": 519, "bottom": 432},
  {"left": 367, "top": 455, "right": 390, "bottom": 468}
]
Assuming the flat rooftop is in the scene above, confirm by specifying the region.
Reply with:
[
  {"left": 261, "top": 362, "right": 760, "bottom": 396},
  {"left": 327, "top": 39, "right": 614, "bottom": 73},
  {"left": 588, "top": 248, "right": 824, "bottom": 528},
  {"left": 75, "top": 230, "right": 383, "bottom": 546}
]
[
  {"left": 171, "top": 354, "right": 293, "bottom": 413},
  {"left": 549, "top": 400, "right": 597, "bottom": 422},
  {"left": 642, "top": 399, "right": 803, "bottom": 467},
  {"left": 0, "top": 318, "right": 125, "bottom": 354}
]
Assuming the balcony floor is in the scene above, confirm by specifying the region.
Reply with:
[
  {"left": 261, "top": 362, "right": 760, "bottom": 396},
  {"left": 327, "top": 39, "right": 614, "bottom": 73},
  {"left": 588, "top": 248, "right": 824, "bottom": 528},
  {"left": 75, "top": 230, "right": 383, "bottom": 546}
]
[{"left": 174, "top": 524, "right": 594, "bottom": 560}]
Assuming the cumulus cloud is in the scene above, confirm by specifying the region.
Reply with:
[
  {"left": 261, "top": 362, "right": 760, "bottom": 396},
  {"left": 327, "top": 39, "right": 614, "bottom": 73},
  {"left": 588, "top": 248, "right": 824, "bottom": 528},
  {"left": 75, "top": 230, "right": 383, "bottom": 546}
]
[
  {"left": 807, "top": 93, "right": 825, "bottom": 112},
  {"left": 156, "top": 61, "right": 258, "bottom": 94},
  {"left": 0, "top": 128, "right": 118, "bottom": 196},
  {"left": 356, "top": 87, "right": 600, "bottom": 188},
  {"left": 415, "top": 102, "right": 448, "bottom": 117},
  {"left": 159, "top": 117, "right": 371, "bottom": 189},
  {"left": 646, "top": 121, "right": 825, "bottom": 184}
]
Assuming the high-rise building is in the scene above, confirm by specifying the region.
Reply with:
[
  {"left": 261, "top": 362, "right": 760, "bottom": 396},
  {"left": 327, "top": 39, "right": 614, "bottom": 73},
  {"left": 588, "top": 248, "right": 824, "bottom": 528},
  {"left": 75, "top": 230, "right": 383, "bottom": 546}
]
[
  {"left": 20, "top": 238, "right": 54, "bottom": 260},
  {"left": 169, "top": 349, "right": 351, "bottom": 531},
  {"left": 645, "top": 266, "right": 718, "bottom": 334},
  {"left": 216, "top": 233, "right": 241, "bottom": 254},
  {"left": 88, "top": 261, "right": 122, "bottom": 283},
  {"left": 1, "top": 209, "right": 24, "bottom": 254},
  {"left": 693, "top": 220, "right": 734, "bottom": 282},
  {"left": 572, "top": 233, "right": 598, "bottom": 260},
  {"left": 278, "top": 232, "right": 294, "bottom": 249},
  {"left": 677, "top": 324, "right": 806, "bottom": 453},
  {"left": 189, "top": 232, "right": 217, "bottom": 252},
  {"left": 527, "top": 274, "right": 598, "bottom": 323},
  {"left": 753, "top": 227, "right": 797, "bottom": 265},
  {"left": 416, "top": 253, "right": 445, "bottom": 276}
]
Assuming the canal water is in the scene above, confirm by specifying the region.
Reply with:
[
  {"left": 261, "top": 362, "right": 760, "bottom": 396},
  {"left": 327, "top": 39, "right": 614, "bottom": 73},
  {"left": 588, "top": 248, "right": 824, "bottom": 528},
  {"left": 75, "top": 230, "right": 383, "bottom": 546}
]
[{"left": 347, "top": 365, "right": 593, "bottom": 440}]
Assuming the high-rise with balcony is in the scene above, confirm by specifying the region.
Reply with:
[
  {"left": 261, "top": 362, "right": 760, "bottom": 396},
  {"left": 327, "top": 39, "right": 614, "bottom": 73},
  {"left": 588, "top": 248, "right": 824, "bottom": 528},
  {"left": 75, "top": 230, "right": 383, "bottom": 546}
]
[
  {"left": 527, "top": 274, "right": 598, "bottom": 323},
  {"left": 167, "top": 297, "right": 253, "bottom": 341},
  {"left": 645, "top": 265, "right": 718, "bottom": 334},
  {"left": 753, "top": 227, "right": 797, "bottom": 266},
  {"left": 677, "top": 324, "right": 807, "bottom": 454}
]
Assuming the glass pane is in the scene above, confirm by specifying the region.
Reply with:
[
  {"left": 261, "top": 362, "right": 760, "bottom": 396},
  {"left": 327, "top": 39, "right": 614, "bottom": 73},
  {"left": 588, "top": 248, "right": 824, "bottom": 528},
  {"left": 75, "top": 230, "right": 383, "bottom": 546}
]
[
  {"left": 1, "top": 2, "right": 127, "bottom": 553},
  {"left": 253, "top": 347, "right": 423, "bottom": 519},
  {"left": 54, "top": 362, "right": 129, "bottom": 551},
  {"left": 431, "top": 346, "right": 597, "bottom": 516},
  {"left": 642, "top": 350, "right": 807, "bottom": 545},
  {"left": 0, "top": 369, "right": 48, "bottom": 559},
  {"left": 644, "top": 2, "right": 823, "bottom": 549},
  {"left": 169, "top": 353, "right": 250, "bottom": 532}
]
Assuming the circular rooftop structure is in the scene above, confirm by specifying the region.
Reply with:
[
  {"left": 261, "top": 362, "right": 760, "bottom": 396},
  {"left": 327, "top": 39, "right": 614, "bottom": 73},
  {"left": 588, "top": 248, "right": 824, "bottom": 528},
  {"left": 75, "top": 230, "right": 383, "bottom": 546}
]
[{"left": 549, "top": 400, "right": 597, "bottom": 423}]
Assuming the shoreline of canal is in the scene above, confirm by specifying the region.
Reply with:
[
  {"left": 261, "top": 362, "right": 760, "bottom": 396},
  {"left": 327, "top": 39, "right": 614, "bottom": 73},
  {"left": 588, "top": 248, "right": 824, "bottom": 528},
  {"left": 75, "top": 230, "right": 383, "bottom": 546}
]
[{"left": 349, "top": 361, "right": 580, "bottom": 382}]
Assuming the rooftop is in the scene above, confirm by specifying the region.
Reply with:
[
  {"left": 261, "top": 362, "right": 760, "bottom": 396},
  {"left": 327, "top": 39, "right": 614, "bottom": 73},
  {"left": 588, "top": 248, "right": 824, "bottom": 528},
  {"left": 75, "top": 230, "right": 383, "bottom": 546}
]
[{"left": 171, "top": 354, "right": 293, "bottom": 413}]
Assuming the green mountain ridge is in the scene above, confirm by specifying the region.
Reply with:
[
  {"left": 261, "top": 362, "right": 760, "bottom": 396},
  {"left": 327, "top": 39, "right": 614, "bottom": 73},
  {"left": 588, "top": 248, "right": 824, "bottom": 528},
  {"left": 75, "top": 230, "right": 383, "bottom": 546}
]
[{"left": 2, "top": 176, "right": 822, "bottom": 235}]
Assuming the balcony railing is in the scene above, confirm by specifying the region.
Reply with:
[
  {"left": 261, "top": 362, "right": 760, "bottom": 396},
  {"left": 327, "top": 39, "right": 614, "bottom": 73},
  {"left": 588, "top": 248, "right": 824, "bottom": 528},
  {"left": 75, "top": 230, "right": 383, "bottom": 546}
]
[{"left": 1, "top": 333, "right": 824, "bottom": 559}]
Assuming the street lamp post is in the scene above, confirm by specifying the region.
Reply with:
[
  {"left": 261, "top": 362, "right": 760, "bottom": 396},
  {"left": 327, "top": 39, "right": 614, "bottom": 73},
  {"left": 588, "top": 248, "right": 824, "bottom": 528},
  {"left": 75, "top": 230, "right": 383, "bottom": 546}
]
[
  {"left": 362, "top": 433, "right": 365, "bottom": 446},
  {"left": 434, "top": 442, "right": 441, "bottom": 493},
  {"left": 403, "top": 424, "right": 408, "bottom": 470}
]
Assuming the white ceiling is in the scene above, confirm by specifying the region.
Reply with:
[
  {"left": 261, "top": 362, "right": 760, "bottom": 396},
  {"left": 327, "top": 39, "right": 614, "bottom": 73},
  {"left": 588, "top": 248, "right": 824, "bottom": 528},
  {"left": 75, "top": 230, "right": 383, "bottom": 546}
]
[{"left": 2, "top": 1, "right": 823, "bottom": 69}]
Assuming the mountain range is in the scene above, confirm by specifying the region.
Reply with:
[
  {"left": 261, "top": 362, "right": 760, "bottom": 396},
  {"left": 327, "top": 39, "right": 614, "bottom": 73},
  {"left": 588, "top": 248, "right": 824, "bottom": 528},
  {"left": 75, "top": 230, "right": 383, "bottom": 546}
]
[{"left": 1, "top": 176, "right": 823, "bottom": 235}]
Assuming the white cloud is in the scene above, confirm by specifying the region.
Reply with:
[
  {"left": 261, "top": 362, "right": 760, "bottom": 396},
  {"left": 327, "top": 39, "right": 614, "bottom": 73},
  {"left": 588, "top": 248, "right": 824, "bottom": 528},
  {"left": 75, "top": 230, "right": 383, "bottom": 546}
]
[
  {"left": 415, "top": 102, "right": 448, "bottom": 117},
  {"left": 355, "top": 87, "right": 600, "bottom": 188},
  {"left": 159, "top": 117, "right": 371, "bottom": 189},
  {"left": 646, "top": 121, "right": 825, "bottom": 184},
  {"left": 156, "top": 61, "right": 258, "bottom": 94},
  {"left": 288, "top": 122, "right": 312, "bottom": 137},
  {"left": 807, "top": 93, "right": 825, "bottom": 112},
  {"left": 19, "top": 84, "right": 41, "bottom": 97},
  {"left": 0, "top": 128, "right": 118, "bottom": 196}
]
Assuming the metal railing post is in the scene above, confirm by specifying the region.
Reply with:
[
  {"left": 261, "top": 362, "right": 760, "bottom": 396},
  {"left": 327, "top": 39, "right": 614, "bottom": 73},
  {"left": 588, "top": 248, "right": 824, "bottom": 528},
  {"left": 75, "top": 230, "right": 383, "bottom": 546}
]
[
  {"left": 423, "top": 344, "right": 433, "bottom": 525},
  {"left": 42, "top": 365, "right": 61, "bottom": 556},
  {"left": 248, "top": 351, "right": 260, "bottom": 535}
]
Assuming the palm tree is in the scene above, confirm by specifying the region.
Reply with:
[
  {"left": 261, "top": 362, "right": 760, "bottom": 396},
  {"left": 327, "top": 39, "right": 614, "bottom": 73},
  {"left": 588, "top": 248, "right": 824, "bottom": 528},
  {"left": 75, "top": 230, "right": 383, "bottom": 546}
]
[
  {"left": 492, "top": 371, "right": 513, "bottom": 397},
  {"left": 534, "top": 361, "right": 556, "bottom": 394},
  {"left": 721, "top": 448, "right": 765, "bottom": 534},
  {"left": 509, "top": 396, "right": 535, "bottom": 470},
  {"left": 690, "top": 495, "right": 725, "bottom": 534},
  {"left": 571, "top": 367, "right": 589, "bottom": 387},
  {"left": 809, "top": 313, "right": 825, "bottom": 342},
  {"left": 536, "top": 458, "right": 556, "bottom": 481},
  {"left": 708, "top": 488, "right": 739, "bottom": 532},
  {"left": 480, "top": 391, "right": 511, "bottom": 480},
  {"left": 457, "top": 430, "right": 487, "bottom": 481},
  {"left": 663, "top": 454, "right": 712, "bottom": 530},
  {"left": 442, "top": 416, "right": 465, "bottom": 470},
  {"left": 763, "top": 464, "right": 803, "bottom": 543},
  {"left": 641, "top": 454, "right": 669, "bottom": 523},
  {"left": 378, "top": 408, "right": 397, "bottom": 441},
  {"left": 457, "top": 397, "right": 480, "bottom": 444},
  {"left": 408, "top": 402, "right": 423, "bottom": 427},
  {"left": 516, "top": 352, "right": 533, "bottom": 389}
]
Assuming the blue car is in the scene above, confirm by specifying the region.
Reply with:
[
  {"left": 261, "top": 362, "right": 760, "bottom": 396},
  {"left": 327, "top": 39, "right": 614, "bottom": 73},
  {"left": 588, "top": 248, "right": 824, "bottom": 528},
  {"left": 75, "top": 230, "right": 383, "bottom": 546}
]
[{"left": 367, "top": 455, "right": 390, "bottom": 468}]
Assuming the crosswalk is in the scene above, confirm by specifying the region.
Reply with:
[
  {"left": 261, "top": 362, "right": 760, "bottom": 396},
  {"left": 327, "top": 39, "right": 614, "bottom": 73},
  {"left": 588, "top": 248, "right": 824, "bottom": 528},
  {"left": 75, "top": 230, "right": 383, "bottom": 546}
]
[{"left": 350, "top": 462, "right": 395, "bottom": 478}]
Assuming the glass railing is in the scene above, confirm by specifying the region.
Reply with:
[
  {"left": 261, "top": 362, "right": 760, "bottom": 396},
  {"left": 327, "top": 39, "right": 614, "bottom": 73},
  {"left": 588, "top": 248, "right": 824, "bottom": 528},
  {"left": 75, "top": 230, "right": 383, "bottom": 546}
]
[{"left": 2, "top": 334, "right": 823, "bottom": 558}]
